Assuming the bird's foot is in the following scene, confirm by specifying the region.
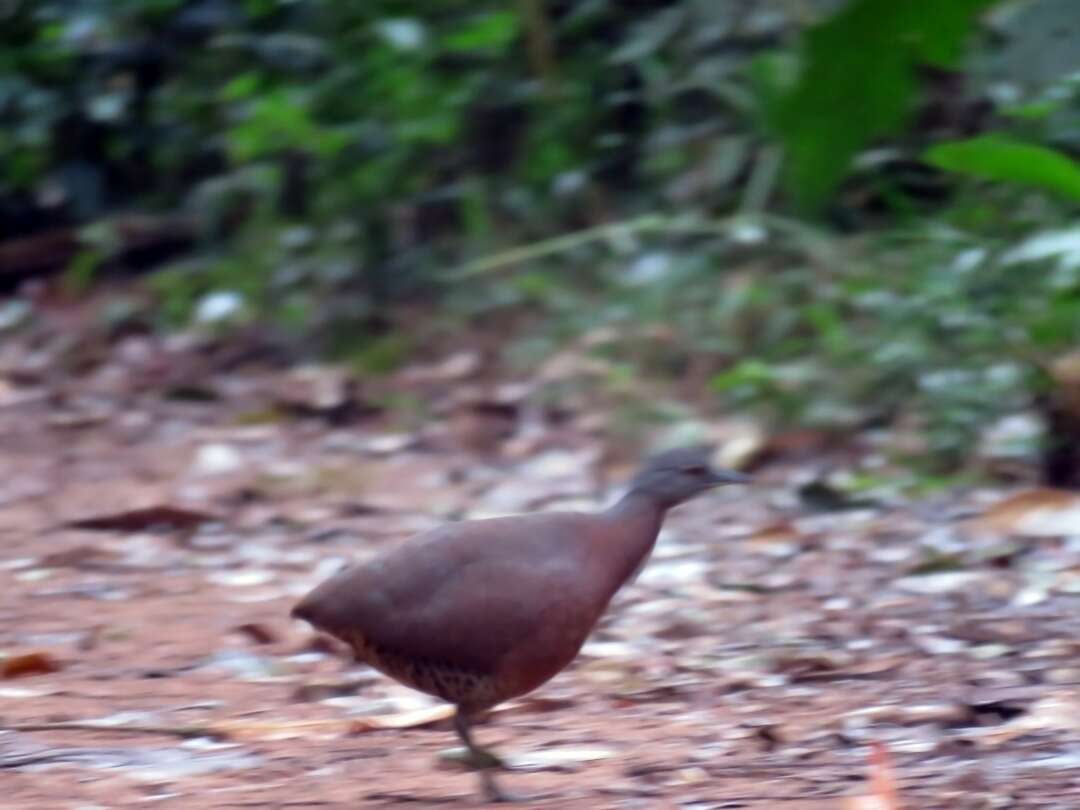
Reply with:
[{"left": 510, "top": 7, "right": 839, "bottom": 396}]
[
  {"left": 440, "top": 745, "right": 506, "bottom": 772},
  {"left": 441, "top": 745, "right": 551, "bottom": 803},
  {"left": 468, "top": 746, "right": 506, "bottom": 772},
  {"left": 481, "top": 770, "right": 546, "bottom": 804}
]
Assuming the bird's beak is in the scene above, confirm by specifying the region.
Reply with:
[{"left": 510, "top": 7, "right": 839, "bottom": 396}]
[{"left": 708, "top": 468, "right": 751, "bottom": 486}]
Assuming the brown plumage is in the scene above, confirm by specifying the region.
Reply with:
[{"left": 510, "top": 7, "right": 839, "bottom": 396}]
[{"left": 292, "top": 445, "right": 748, "bottom": 801}]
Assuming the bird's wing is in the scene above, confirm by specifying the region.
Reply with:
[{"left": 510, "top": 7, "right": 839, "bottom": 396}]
[{"left": 293, "top": 514, "right": 596, "bottom": 676}]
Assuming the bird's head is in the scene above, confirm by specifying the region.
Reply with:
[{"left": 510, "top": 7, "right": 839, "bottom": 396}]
[{"left": 629, "top": 444, "right": 749, "bottom": 508}]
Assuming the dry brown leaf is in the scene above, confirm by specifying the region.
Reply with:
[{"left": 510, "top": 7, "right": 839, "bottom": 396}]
[
  {"left": 450, "top": 401, "right": 518, "bottom": 454},
  {"left": 39, "top": 544, "right": 117, "bottom": 569},
  {"left": 2, "top": 651, "right": 62, "bottom": 679},
  {"left": 64, "top": 504, "right": 218, "bottom": 532},
  {"left": 795, "top": 656, "right": 904, "bottom": 683},
  {"left": 976, "top": 693, "right": 1080, "bottom": 747},
  {"left": 494, "top": 696, "right": 576, "bottom": 716},
  {"left": 212, "top": 718, "right": 348, "bottom": 741},
  {"left": 7, "top": 717, "right": 359, "bottom": 742},
  {"left": 233, "top": 622, "right": 278, "bottom": 645},
  {"left": 14, "top": 686, "right": 546, "bottom": 745},
  {"left": 744, "top": 521, "right": 808, "bottom": 552},
  {"left": 272, "top": 365, "right": 356, "bottom": 416},
  {"left": 348, "top": 704, "right": 456, "bottom": 732},
  {"left": 537, "top": 348, "right": 612, "bottom": 383},
  {"left": 400, "top": 351, "right": 482, "bottom": 385},
  {"left": 971, "top": 488, "right": 1080, "bottom": 537}
]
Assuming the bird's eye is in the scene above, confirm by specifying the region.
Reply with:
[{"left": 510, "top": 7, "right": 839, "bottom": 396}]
[{"left": 684, "top": 465, "right": 709, "bottom": 476}]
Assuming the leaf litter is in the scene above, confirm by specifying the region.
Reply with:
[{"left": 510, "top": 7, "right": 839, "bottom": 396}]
[{"left": 4, "top": 325, "right": 1080, "bottom": 806}]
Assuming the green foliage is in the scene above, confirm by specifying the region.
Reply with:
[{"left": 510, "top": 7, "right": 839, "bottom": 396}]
[
  {"left": 344, "top": 334, "right": 411, "bottom": 375},
  {"left": 227, "top": 89, "right": 349, "bottom": 162},
  {"left": 7, "top": 0, "right": 1080, "bottom": 470},
  {"left": 443, "top": 11, "right": 519, "bottom": 52},
  {"left": 925, "top": 135, "right": 1080, "bottom": 202},
  {"left": 766, "top": 0, "right": 1001, "bottom": 212}
]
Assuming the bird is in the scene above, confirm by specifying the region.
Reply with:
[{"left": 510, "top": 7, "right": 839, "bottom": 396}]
[{"left": 291, "top": 445, "right": 749, "bottom": 801}]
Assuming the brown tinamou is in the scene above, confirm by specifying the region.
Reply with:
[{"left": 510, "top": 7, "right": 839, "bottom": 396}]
[{"left": 291, "top": 445, "right": 748, "bottom": 801}]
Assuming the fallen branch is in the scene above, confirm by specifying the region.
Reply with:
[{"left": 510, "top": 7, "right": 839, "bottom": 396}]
[
  {"left": 446, "top": 213, "right": 836, "bottom": 279},
  {"left": 0, "top": 214, "right": 199, "bottom": 291},
  {"left": 3, "top": 721, "right": 218, "bottom": 740},
  {"left": 3, "top": 707, "right": 455, "bottom": 742}
]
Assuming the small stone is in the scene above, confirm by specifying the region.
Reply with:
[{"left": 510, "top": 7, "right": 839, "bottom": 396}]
[
  {"left": 914, "top": 635, "right": 968, "bottom": 655},
  {"left": 191, "top": 443, "right": 245, "bottom": 477},
  {"left": 196, "top": 291, "right": 245, "bottom": 324},
  {"left": 895, "top": 572, "right": 989, "bottom": 595},
  {"left": 363, "top": 434, "right": 414, "bottom": 455},
  {"left": 969, "top": 643, "right": 1013, "bottom": 660},
  {"left": 207, "top": 569, "right": 275, "bottom": 587},
  {"left": 1013, "top": 586, "right": 1049, "bottom": 607}
]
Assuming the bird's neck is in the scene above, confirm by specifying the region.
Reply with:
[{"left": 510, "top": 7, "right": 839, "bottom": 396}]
[{"left": 596, "top": 489, "right": 667, "bottom": 599}]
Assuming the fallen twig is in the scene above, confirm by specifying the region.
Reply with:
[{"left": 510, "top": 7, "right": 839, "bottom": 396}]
[
  {"left": 3, "top": 709, "right": 456, "bottom": 742},
  {"left": 446, "top": 213, "right": 837, "bottom": 279},
  {"left": 3, "top": 721, "right": 219, "bottom": 739}
]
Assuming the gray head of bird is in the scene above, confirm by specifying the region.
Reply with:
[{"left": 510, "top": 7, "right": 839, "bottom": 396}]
[{"left": 628, "top": 444, "right": 749, "bottom": 508}]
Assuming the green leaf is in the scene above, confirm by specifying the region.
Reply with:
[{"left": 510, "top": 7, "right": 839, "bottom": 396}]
[
  {"left": 1003, "top": 99, "right": 1061, "bottom": 121},
  {"left": 904, "top": 1, "right": 999, "bottom": 67},
  {"left": 925, "top": 134, "right": 1080, "bottom": 202},
  {"left": 443, "top": 12, "right": 518, "bottom": 53},
  {"left": 63, "top": 247, "right": 104, "bottom": 295},
  {"left": 222, "top": 72, "right": 260, "bottom": 102},
  {"left": 711, "top": 359, "right": 775, "bottom": 392},
  {"left": 227, "top": 90, "right": 347, "bottom": 161},
  {"left": 770, "top": 0, "right": 1000, "bottom": 212},
  {"left": 745, "top": 51, "right": 797, "bottom": 133}
]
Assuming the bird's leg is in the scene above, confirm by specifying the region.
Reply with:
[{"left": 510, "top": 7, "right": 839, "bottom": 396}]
[
  {"left": 453, "top": 709, "right": 504, "bottom": 769},
  {"left": 454, "top": 708, "right": 514, "bottom": 802}
]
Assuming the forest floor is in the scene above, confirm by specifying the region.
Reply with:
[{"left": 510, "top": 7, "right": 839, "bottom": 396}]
[{"left": 3, "top": 311, "right": 1080, "bottom": 808}]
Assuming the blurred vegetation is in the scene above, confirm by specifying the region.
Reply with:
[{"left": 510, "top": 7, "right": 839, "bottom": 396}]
[{"left": 5, "top": 0, "right": 1080, "bottom": 467}]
